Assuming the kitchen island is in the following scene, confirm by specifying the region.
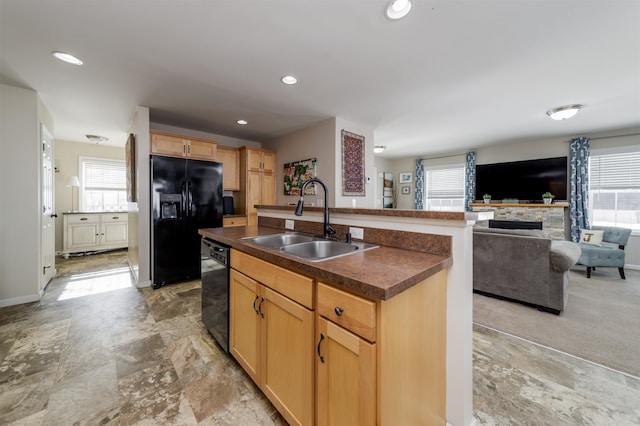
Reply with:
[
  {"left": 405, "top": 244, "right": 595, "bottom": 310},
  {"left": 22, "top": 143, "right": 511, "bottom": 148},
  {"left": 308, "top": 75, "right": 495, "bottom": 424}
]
[{"left": 200, "top": 205, "right": 490, "bottom": 426}]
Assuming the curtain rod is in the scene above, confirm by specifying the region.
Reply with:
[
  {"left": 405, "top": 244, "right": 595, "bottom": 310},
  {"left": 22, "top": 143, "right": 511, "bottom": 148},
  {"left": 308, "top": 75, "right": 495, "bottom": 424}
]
[
  {"left": 417, "top": 152, "right": 468, "bottom": 161},
  {"left": 567, "top": 133, "right": 640, "bottom": 142}
]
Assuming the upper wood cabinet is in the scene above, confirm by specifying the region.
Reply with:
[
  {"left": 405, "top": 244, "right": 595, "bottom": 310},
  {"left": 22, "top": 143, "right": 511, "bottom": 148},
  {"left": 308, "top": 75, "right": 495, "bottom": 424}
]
[
  {"left": 150, "top": 131, "right": 217, "bottom": 161},
  {"left": 217, "top": 146, "right": 240, "bottom": 190},
  {"left": 239, "top": 147, "right": 277, "bottom": 226}
]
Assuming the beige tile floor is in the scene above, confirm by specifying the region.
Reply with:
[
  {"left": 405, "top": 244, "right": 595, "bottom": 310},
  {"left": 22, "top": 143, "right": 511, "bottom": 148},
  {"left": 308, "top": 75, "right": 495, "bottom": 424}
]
[{"left": 1, "top": 250, "right": 638, "bottom": 425}]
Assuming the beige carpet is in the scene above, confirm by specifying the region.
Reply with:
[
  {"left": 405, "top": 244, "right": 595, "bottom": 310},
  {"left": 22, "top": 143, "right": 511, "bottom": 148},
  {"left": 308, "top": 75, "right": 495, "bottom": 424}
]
[{"left": 473, "top": 266, "right": 640, "bottom": 377}]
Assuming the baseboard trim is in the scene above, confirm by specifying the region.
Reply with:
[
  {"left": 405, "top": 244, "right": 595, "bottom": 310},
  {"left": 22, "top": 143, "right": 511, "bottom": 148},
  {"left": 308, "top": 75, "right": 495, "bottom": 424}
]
[
  {"left": 0, "top": 293, "right": 41, "bottom": 307},
  {"left": 625, "top": 263, "right": 639, "bottom": 271}
]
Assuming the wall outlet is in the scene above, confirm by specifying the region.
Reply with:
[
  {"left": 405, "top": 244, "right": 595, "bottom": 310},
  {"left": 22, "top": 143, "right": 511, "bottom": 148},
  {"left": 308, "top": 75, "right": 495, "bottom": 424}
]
[
  {"left": 285, "top": 219, "right": 295, "bottom": 230},
  {"left": 349, "top": 227, "right": 364, "bottom": 240}
]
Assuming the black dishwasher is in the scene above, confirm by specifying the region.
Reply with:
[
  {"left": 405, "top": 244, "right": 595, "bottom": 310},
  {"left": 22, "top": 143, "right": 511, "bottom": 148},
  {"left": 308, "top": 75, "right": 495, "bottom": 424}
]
[{"left": 201, "top": 238, "right": 230, "bottom": 352}]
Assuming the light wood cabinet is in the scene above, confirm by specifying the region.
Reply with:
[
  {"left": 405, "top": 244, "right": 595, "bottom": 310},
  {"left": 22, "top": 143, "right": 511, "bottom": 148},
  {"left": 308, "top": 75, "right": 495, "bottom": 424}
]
[
  {"left": 63, "top": 213, "right": 128, "bottom": 257},
  {"left": 150, "top": 131, "right": 217, "bottom": 161},
  {"left": 316, "top": 274, "right": 447, "bottom": 425},
  {"left": 230, "top": 251, "right": 314, "bottom": 426},
  {"left": 217, "top": 146, "right": 240, "bottom": 190},
  {"left": 239, "top": 147, "right": 276, "bottom": 226},
  {"left": 229, "top": 249, "right": 447, "bottom": 425},
  {"left": 222, "top": 216, "right": 247, "bottom": 227}
]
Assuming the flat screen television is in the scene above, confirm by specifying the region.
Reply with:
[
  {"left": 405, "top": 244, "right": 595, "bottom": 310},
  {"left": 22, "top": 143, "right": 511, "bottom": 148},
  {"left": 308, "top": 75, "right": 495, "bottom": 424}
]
[{"left": 475, "top": 156, "right": 568, "bottom": 202}]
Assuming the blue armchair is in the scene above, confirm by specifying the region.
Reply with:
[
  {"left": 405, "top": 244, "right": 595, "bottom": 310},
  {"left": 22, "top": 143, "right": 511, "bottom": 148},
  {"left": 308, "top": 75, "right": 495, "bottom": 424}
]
[{"left": 577, "top": 226, "right": 632, "bottom": 279}]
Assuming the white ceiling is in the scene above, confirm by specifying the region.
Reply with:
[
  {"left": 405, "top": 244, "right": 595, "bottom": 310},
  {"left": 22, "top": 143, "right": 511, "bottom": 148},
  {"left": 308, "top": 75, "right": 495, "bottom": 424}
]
[{"left": 1, "top": 1, "right": 639, "bottom": 158}]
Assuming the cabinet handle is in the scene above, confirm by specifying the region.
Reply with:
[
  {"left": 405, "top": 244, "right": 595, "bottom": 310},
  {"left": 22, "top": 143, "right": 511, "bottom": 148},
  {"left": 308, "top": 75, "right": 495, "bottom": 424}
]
[
  {"left": 258, "top": 297, "right": 265, "bottom": 318},
  {"left": 253, "top": 295, "right": 259, "bottom": 315},
  {"left": 334, "top": 307, "right": 344, "bottom": 316},
  {"left": 112, "top": 216, "right": 119, "bottom": 219},
  {"left": 317, "top": 333, "right": 325, "bottom": 363},
  {"left": 80, "top": 217, "right": 88, "bottom": 221}
]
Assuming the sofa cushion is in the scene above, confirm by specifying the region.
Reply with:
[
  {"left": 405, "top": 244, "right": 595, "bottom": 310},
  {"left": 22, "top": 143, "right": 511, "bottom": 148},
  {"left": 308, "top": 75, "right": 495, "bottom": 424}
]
[
  {"left": 473, "top": 227, "right": 546, "bottom": 238},
  {"left": 549, "top": 240, "right": 581, "bottom": 272},
  {"left": 579, "top": 229, "right": 604, "bottom": 246}
]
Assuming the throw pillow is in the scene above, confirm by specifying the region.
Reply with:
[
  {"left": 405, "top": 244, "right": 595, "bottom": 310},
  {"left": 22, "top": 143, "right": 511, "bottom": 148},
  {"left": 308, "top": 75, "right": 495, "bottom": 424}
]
[{"left": 579, "top": 229, "right": 604, "bottom": 246}]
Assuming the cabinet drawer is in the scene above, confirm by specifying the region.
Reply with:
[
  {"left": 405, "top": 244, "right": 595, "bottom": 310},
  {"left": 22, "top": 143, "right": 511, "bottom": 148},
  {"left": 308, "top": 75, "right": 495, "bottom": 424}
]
[
  {"left": 101, "top": 214, "right": 127, "bottom": 223},
  {"left": 317, "top": 282, "right": 376, "bottom": 342},
  {"left": 231, "top": 250, "right": 314, "bottom": 309},
  {"left": 66, "top": 214, "right": 100, "bottom": 224},
  {"left": 223, "top": 216, "right": 247, "bottom": 227}
]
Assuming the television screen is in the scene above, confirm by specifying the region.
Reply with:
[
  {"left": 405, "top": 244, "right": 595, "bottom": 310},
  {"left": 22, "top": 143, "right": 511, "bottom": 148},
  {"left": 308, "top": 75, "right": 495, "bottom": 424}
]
[{"left": 475, "top": 156, "right": 568, "bottom": 202}]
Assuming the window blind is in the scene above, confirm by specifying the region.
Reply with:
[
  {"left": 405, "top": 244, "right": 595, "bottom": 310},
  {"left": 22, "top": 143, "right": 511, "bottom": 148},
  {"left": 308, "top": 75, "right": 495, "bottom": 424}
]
[
  {"left": 82, "top": 158, "right": 126, "bottom": 190},
  {"left": 426, "top": 165, "right": 465, "bottom": 198},
  {"left": 590, "top": 151, "right": 640, "bottom": 190}
]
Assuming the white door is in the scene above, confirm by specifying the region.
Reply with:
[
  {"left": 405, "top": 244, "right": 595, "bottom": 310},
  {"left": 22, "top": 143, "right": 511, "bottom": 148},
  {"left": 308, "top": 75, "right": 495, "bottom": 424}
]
[{"left": 41, "top": 124, "right": 56, "bottom": 291}]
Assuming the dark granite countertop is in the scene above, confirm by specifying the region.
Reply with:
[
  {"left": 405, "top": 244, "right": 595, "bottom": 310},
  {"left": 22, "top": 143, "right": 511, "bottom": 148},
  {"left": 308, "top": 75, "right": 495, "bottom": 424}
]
[{"left": 199, "top": 226, "right": 452, "bottom": 301}]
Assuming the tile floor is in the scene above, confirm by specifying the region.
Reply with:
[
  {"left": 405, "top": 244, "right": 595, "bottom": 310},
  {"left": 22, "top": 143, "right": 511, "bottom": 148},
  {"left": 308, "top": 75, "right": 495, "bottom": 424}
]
[{"left": 1, "top": 250, "right": 638, "bottom": 425}]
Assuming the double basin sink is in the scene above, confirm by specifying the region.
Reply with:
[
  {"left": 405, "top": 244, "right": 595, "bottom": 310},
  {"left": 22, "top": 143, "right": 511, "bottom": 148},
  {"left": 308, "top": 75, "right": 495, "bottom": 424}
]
[{"left": 244, "top": 232, "right": 378, "bottom": 262}]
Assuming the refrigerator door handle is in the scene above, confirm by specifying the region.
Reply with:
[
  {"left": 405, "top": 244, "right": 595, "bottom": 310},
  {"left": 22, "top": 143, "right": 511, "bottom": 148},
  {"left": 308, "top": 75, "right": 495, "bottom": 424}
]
[
  {"left": 187, "top": 181, "right": 193, "bottom": 216},
  {"left": 181, "top": 181, "right": 187, "bottom": 219}
]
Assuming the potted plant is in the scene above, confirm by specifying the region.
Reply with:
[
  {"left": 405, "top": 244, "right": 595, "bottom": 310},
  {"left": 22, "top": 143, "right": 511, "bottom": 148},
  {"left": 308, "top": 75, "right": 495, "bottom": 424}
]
[
  {"left": 542, "top": 192, "right": 554, "bottom": 204},
  {"left": 483, "top": 194, "right": 491, "bottom": 204}
]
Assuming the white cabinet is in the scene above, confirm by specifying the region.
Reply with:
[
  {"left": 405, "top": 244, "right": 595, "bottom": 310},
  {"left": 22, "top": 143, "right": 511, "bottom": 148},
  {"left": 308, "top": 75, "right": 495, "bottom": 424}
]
[{"left": 63, "top": 212, "right": 128, "bottom": 257}]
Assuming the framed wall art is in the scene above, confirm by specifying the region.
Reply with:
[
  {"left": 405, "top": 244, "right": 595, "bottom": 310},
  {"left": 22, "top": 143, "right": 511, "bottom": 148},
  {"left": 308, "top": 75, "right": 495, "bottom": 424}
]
[
  {"left": 399, "top": 172, "right": 413, "bottom": 184},
  {"left": 284, "top": 158, "right": 317, "bottom": 196},
  {"left": 402, "top": 186, "right": 410, "bottom": 195},
  {"left": 341, "top": 130, "right": 365, "bottom": 196}
]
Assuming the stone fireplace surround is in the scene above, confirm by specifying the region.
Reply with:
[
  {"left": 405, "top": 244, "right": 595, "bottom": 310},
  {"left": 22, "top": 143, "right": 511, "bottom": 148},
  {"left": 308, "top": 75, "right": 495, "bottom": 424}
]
[{"left": 470, "top": 203, "right": 568, "bottom": 240}]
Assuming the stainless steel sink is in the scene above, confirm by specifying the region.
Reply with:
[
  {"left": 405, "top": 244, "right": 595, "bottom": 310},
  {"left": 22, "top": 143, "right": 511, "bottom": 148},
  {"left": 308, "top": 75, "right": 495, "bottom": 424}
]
[
  {"left": 281, "top": 240, "right": 378, "bottom": 262},
  {"left": 244, "top": 232, "right": 378, "bottom": 261},
  {"left": 244, "top": 232, "right": 317, "bottom": 249}
]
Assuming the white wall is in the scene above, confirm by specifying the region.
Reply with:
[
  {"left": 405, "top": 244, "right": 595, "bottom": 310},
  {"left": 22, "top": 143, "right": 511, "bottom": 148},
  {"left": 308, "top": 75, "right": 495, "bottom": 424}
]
[
  {"left": 53, "top": 140, "right": 125, "bottom": 252},
  {"left": 0, "top": 84, "right": 52, "bottom": 306},
  {"left": 263, "top": 118, "right": 337, "bottom": 207}
]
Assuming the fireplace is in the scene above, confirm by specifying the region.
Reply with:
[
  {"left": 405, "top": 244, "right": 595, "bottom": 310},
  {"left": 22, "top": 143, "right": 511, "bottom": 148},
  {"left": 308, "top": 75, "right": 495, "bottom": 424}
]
[{"left": 489, "top": 219, "right": 543, "bottom": 230}]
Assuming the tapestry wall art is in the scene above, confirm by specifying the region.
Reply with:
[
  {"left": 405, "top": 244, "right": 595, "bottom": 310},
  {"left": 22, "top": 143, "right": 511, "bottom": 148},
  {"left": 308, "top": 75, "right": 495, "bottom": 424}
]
[
  {"left": 284, "top": 158, "right": 317, "bottom": 196},
  {"left": 341, "top": 130, "right": 365, "bottom": 196}
]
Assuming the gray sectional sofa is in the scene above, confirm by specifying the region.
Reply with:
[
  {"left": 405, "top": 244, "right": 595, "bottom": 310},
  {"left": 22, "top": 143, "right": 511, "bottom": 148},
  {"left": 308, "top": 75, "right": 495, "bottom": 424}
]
[{"left": 473, "top": 227, "right": 581, "bottom": 314}]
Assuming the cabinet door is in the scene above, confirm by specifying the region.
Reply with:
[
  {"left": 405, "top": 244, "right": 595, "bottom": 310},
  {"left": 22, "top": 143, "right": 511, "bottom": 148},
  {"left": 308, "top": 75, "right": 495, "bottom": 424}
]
[
  {"left": 68, "top": 222, "right": 100, "bottom": 250},
  {"left": 151, "top": 133, "right": 187, "bottom": 157},
  {"left": 246, "top": 149, "right": 263, "bottom": 172},
  {"left": 101, "top": 220, "right": 128, "bottom": 247},
  {"left": 261, "top": 150, "right": 276, "bottom": 173},
  {"left": 316, "top": 317, "right": 376, "bottom": 426},
  {"left": 261, "top": 171, "right": 276, "bottom": 206},
  {"left": 187, "top": 139, "right": 217, "bottom": 161},
  {"left": 218, "top": 147, "right": 240, "bottom": 190},
  {"left": 229, "top": 269, "right": 261, "bottom": 384},
  {"left": 246, "top": 169, "right": 262, "bottom": 226},
  {"left": 262, "top": 287, "right": 314, "bottom": 426}
]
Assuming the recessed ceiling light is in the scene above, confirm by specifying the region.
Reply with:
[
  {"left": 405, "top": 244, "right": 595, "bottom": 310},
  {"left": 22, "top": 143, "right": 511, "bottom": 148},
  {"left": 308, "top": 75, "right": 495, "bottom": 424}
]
[
  {"left": 236, "top": 119, "right": 248, "bottom": 125},
  {"left": 373, "top": 146, "right": 386, "bottom": 154},
  {"left": 52, "top": 51, "right": 83, "bottom": 65},
  {"left": 546, "top": 104, "right": 583, "bottom": 120},
  {"left": 281, "top": 75, "right": 298, "bottom": 85},
  {"left": 386, "top": 0, "right": 412, "bottom": 20},
  {"left": 86, "top": 134, "right": 108, "bottom": 143}
]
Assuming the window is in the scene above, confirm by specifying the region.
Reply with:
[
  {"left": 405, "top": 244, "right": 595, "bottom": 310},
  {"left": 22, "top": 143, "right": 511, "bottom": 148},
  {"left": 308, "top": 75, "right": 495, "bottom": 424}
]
[
  {"left": 80, "top": 157, "right": 127, "bottom": 212},
  {"left": 589, "top": 147, "right": 640, "bottom": 232},
  {"left": 424, "top": 164, "right": 465, "bottom": 211}
]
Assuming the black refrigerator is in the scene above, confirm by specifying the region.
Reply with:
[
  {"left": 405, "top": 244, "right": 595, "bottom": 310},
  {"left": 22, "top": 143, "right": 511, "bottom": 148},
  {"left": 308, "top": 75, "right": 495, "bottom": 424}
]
[{"left": 151, "top": 155, "right": 223, "bottom": 288}]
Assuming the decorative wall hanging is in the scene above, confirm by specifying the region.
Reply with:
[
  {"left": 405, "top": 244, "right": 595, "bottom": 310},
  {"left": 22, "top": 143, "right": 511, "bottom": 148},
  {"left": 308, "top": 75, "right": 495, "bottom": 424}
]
[
  {"left": 341, "top": 130, "right": 365, "bottom": 196},
  {"left": 399, "top": 172, "right": 413, "bottom": 184},
  {"left": 125, "top": 133, "right": 137, "bottom": 202},
  {"left": 284, "top": 158, "right": 317, "bottom": 195}
]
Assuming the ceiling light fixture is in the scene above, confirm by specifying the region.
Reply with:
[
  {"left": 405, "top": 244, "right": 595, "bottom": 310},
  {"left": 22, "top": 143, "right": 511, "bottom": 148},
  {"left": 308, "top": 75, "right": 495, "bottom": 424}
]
[
  {"left": 52, "top": 51, "right": 83, "bottom": 65},
  {"left": 373, "top": 145, "right": 386, "bottom": 154},
  {"left": 546, "top": 104, "right": 583, "bottom": 120},
  {"left": 386, "top": 0, "right": 412, "bottom": 20},
  {"left": 236, "top": 119, "right": 248, "bottom": 125},
  {"left": 85, "top": 134, "right": 109, "bottom": 143},
  {"left": 281, "top": 75, "right": 298, "bottom": 85}
]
